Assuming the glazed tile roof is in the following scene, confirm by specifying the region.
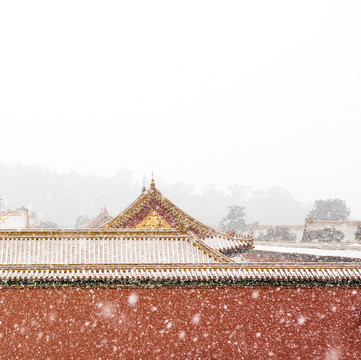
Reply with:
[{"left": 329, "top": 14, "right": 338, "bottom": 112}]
[
  {"left": 0, "top": 263, "right": 360, "bottom": 285},
  {"left": 0, "top": 229, "right": 231, "bottom": 265},
  {"left": 203, "top": 234, "right": 253, "bottom": 252},
  {"left": 0, "top": 228, "right": 359, "bottom": 285}
]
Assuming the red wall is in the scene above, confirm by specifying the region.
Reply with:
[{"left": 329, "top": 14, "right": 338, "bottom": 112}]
[{"left": 0, "top": 286, "right": 360, "bottom": 359}]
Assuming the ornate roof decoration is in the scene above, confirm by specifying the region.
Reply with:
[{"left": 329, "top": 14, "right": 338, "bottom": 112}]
[
  {"left": 135, "top": 210, "right": 172, "bottom": 229},
  {"left": 100, "top": 180, "right": 253, "bottom": 252}
]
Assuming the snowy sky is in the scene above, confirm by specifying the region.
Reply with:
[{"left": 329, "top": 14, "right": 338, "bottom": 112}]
[{"left": 1, "top": 1, "right": 361, "bottom": 216}]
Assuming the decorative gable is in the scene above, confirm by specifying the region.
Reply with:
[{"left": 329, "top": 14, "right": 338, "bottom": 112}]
[
  {"left": 101, "top": 181, "right": 209, "bottom": 236},
  {"left": 135, "top": 210, "right": 173, "bottom": 229},
  {"left": 100, "top": 179, "right": 253, "bottom": 253}
]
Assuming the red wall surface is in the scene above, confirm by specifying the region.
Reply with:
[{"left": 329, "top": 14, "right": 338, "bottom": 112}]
[{"left": 0, "top": 286, "right": 360, "bottom": 359}]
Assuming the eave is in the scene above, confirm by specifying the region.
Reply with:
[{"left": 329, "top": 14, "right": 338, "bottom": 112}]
[{"left": 0, "top": 263, "right": 360, "bottom": 286}]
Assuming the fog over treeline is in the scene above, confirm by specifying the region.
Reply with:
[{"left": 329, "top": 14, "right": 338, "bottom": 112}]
[{"left": 0, "top": 163, "right": 314, "bottom": 228}]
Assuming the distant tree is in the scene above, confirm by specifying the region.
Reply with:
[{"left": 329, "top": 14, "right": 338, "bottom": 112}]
[
  {"left": 307, "top": 227, "right": 344, "bottom": 242},
  {"left": 39, "top": 220, "right": 58, "bottom": 229},
  {"left": 308, "top": 199, "right": 350, "bottom": 221},
  {"left": 219, "top": 205, "right": 250, "bottom": 233},
  {"left": 75, "top": 215, "right": 94, "bottom": 228},
  {"left": 245, "top": 187, "right": 307, "bottom": 225},
  {"left": 355, "top": 224, "right": 361, "bottom": 242},
  {"left": 257, "top": 226, "right": 297, "bottom": 242}
]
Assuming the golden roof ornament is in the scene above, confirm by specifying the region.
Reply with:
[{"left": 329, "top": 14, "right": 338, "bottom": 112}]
[
  {"left": 150, "top": 175, "right": 156, "bottom": 190},
  {"left": 135, "top": 210, "right": 172, "bottom": 229}
]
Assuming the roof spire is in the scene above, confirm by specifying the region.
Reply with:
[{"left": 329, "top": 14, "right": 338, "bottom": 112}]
[
  {"left": 150, "top": 174, "right": 155, "bottom": 190},
  {"left": 150, "top": 164, "right": 156, "bottom": 190},
  {"left": 142, "top": 175, "right": 146, "bottom": 193}
]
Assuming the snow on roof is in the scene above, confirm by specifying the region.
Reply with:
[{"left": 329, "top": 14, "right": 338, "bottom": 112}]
[
  {"left": 0, "top": 229, "right": 231, "bottom": 265},
  {"left": 255, "top": 244, "right": 361, "bottom": 260},
  {"left": 0, "top": 263, "right": 360, "bottom": 285}
]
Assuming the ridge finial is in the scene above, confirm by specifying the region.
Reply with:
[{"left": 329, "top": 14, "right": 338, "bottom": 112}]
[
  {"left": 150, "top": 174, "right": 155, "bottom": 190},
  {"left": 142, "top": 175, "right": 146, "bottom": 193}
]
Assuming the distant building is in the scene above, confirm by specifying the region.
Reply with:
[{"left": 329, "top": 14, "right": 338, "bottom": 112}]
[
  {"left": 84, "top": 206, "right": 113, "bottom": 228},
  {"left": 254, "top": 224, "right": 304, "bottom": 243},
  {"left": 254, "top": 218, "right": 361, "bottom": 244},
  {"left": 0, "top": 194, "right": 37, "bottom": 229},
  {"left": 302, "top": 218, "right": 361, "bottom": 243}
]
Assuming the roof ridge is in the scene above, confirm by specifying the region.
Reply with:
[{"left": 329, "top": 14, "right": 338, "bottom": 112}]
[{"left": 186, "top": 231, "right": 234, "bottom": 263}]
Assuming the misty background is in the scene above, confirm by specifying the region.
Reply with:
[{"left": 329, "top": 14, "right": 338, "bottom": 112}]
[
  {"left": 1, "top": 1, "right": 360, "bottom": 225},
  {"left": 0, "top": 163, "right": 312, "bottom": 228}
]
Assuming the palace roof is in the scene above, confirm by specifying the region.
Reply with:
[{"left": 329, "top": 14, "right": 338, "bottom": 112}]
[
  {"left": 0, "top": 228, "right": 360, "bottom": 285},
  {"left": 0, "top": 229, "right": 231, "bottom": 265},
  {"left": 1, "top": 262, "right": 360, "bottom": 285},
  {"left": 100, "top": 179, "right": 253, "bottom": 252}
]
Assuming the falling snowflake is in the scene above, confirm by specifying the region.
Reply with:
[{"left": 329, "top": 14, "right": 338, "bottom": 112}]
[
  {"left": 128, "top": 293, "right": 138, "bottom": 306},
  {"left": 192, "top": 314, "right": 201, "bottom": 325},
  {"left": 297, "top": 316, "right": 306, "bottom": 325},
  {"left": 100, "top": 303, "right": 115, "bottom": 318}
]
